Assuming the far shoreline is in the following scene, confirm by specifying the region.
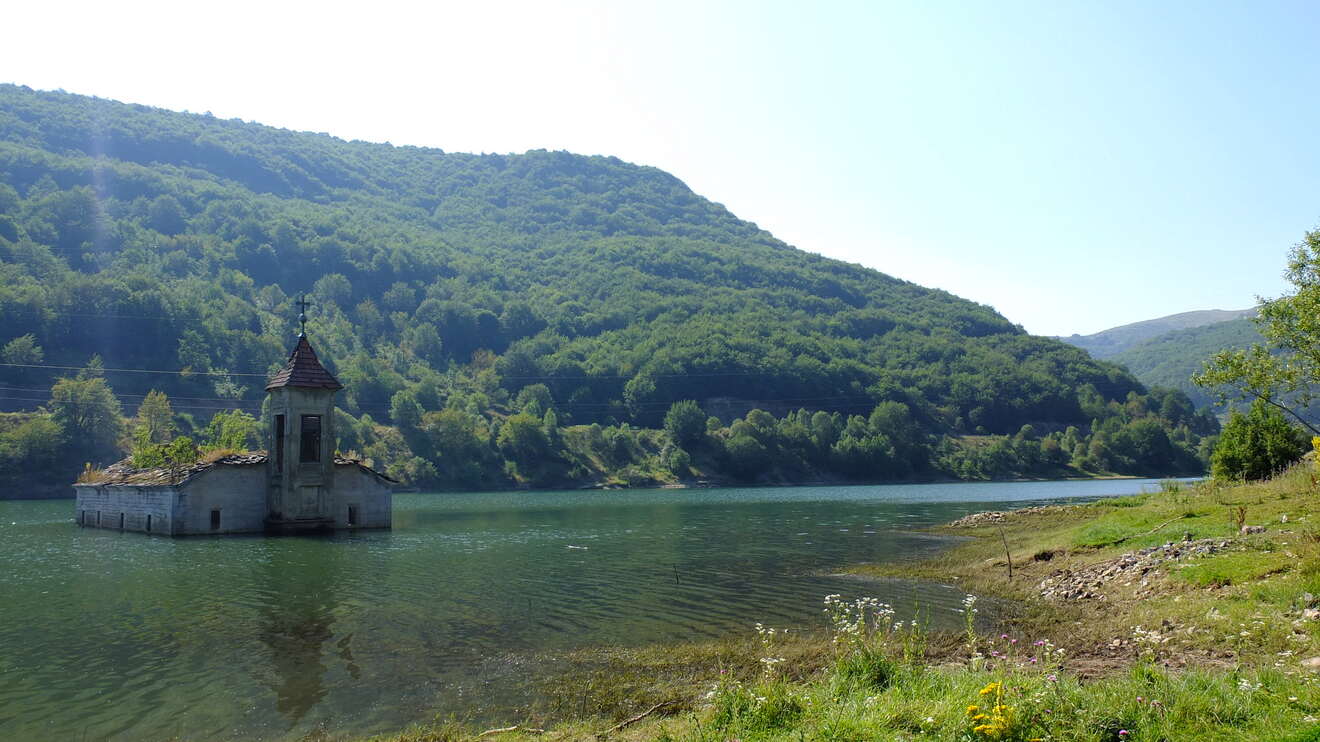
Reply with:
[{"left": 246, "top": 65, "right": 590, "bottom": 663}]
[{"left": 0, "top": 472, "right": 1187, "bottom": 501}]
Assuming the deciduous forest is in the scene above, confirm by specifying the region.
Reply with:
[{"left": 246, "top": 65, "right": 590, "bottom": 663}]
[{"left": 0, "top": 85, "right": 1216, "bottom": 494}]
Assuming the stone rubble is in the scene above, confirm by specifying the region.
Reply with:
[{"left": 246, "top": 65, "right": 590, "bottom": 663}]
[
  {"left": 946, "top": 505, "right": 1070, "bottom": 528},
  {"left": 1036, "top": 538, "right": 1236, "bottom": 601}
]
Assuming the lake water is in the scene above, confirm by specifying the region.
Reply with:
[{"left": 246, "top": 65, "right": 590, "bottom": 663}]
[{"left": 0, "top": 479, "right": 1178, "bottom": 741}]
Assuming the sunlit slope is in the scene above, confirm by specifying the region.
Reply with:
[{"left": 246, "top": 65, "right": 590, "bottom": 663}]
[{"left": 0, "top": 83, "right": 1151, "bottom": 435}]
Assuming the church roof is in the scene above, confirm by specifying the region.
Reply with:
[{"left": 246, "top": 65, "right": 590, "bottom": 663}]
[
  {"left": 265, "top": 335, "right": 343, "bottom": 391},
  {"left": 75, "top": 452, "right": 397, "bottom": 487}
]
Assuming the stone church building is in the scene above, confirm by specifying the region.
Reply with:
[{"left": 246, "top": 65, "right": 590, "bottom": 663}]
[{"left": 73, "top": 333, "right": 393, "bottom": 535}]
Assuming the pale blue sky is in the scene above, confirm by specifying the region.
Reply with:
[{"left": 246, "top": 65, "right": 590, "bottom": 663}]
[{"left": 4, "top": 0, "right": 1319, "bottom": 335}]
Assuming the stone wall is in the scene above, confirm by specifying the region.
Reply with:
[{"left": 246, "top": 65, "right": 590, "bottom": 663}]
[
  {"left": 330, "top": 464, "right": 392, "bottom": 529},
  {"left": 176, "top": 465, "right": 267, "bottom": 534},
  {"left": 74, "top": 462, "right": 389, "bottom": 535},
  {"left": 74, "top": 485, "right": 178, "bottom": 535}
]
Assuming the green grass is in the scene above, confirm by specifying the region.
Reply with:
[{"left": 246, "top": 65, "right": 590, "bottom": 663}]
[
  {"left": 1176, "top": 550, "right": 1293, "bottom": 587},
  {"left": 353, "top": 660, "right": 1320, "bottom": 741}
]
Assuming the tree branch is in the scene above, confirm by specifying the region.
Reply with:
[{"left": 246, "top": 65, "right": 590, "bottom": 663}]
[
  {"left": 595, "top": 701, "right": 677, "bottom": 738},
  {"left": 475, "top": 725, "right": 544, "bottom": 739},
  {"left": 1246, "top": 389, "right": 1320, "bottom": 436}
]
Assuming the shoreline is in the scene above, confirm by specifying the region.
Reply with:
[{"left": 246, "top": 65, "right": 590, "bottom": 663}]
[
  {"left": 350, "top": 469, "right": 1319, "bottom": 741},
  {"left": 0, "top": 473, "right": 1167, "bottom": 501}
]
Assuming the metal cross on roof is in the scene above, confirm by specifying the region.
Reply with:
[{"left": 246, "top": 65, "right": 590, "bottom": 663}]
[{"left": 296, "top": 294, "right": 313, "bottom": 336}]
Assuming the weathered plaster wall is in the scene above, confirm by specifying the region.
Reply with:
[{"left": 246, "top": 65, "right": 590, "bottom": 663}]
[
  {"left": 74, "top": 485, "right": 177, "bottom": 534},
  {"left": 266, "top": 386, "right": 337, "bottom": 522},
  {"left": 331, "top": 465, "right": 392, "bottom": 529},
  {"left": 176, "top": 465, "right": 267, "bottom": 534}
]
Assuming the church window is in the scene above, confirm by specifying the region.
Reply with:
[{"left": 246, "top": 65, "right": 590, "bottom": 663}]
[
  {"left": 119, "top": 513, "right": 125, "bottom": 529},
  {"left": 348, "top": 505, "right": 358, "bottom": 526},
  {"left": 274, "top": 414, "right": 285, "bottom": 469},
  {"left": 146, "top": 514, "right": 152, "bottom": 532},
  {"left": 300, "top": 415, "right": 322, "bottom": 463},
  {"left": 210, "top": 509, "right": 221, "bottom": 530}
]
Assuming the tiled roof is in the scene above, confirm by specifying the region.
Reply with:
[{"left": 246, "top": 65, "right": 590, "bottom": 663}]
[{"left": 265, "top": 335, "right": 343, "bottom": 391}]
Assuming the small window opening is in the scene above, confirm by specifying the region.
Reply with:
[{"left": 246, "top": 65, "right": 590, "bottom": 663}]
[
  {"left": 300, "top": 415, "right": 322, "bottom": 463},
  {"left": 146, "top": 514, "right": 153, "bottom": 533},
  {"left": 210, "top": 509, "right": 221, "bottom": 530},
  {"left": 274, "top": 414, "right": 286, "bottom": 470},
  {"left": 78, "top": 510, "right": 84, "bottom": 526},
  {"left": 119, "top": 513, "right": 125, "bottom": 530},
  {"left": 96, "top": 512, "right": 101, "bottom": 527},
  {"left": 347, "top": 505, "right": 358, "bottom": 526}
]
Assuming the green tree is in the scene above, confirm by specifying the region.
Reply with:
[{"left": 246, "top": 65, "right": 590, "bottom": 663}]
[
  {"left": 1211, "top": 399, "right": 1308, "bottom": 481},
  {"left": 49, "top": 375, "right": 123, "bottom": 463},
  {"left": 0, "top": 416, "right": 62, "bottom": 472},
  {"left": 147, "top": 195, "right": 188, "bottom": 235},
  {"left": 131, "top": 435, "right": 200, "bottom": 470},
  {"left": 133, "top": 390, "right": 176, "bottom": 445},
  {"left": 497, "top": 412, "right": 551, "bottom": 467},
  {"left": 420, "top": 407, "right": 494, "bottom": 486},
  {"left": 2, "top": 334, "right": 43, "bottom": 365},
  {"left": 666, "top": 446, "right": 692, "bottom": 475},
  {"left": 724, "top": 433, "right": 769, "bottom": 480},
  {"left": 663, "top": 400, "right": 707, "bottom": 446},
  {"left": 313, "top": 273, "right": 353, "bottom": 307},
  {"left": 1197, "top": 229, "right": 1320, "bottom": 434},
  {"left": 403, "top": 324, "right": 444, "bottom": 365},
  {"left": 201, "top": 409, "right": 260, "bottom": 451},
  {"left": 515, "top": 384, "right": 555, "bottom": 418}
]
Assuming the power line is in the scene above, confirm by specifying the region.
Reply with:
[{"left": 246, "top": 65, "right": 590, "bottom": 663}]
[
  {"left": 0, "top": 385, "right": 260, "bottom": 402},
  {"left": 0, "top": 360, "right": 876, "bottom": 383},
  {"left": 0, "top": 362, "right": 272, "bottom": 378}
]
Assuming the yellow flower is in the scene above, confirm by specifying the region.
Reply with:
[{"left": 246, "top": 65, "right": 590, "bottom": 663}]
[
  {"left": 967, "top": 704, "right": 980, "bottom": 715},
  {"left": 979, "top": 682, "right": 1001, "bottom": 696}
]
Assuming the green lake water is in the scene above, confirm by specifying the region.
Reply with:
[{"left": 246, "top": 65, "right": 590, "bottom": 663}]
[{"left": 0, "top": 479, "right": 1179, "bottom": 741}]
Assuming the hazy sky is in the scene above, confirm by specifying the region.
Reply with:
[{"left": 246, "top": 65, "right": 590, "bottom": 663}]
[{"left": 4, "top": 0, "right": 1319, "bottom": 335}]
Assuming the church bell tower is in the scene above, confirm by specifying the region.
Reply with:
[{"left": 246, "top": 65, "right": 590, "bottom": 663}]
[{"left": 265, "top": 296, "right": 342, "bottom": 532}]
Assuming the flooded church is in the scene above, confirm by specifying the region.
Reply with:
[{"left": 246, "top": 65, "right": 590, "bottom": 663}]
[{"left": 73, "top": 325, "right": 393, "bottom": 535}]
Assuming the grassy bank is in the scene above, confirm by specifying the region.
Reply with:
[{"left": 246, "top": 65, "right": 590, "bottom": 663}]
[{"left": 339, "top": 469, "right": 1320, "bottom": 742}]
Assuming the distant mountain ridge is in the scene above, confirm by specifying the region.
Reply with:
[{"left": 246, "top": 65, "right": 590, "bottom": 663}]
[
  {"left": 1057, "top": 308, "right": 1257, "bottom": 360},
  {"left": 1110, "top": 317, "right": 1262, "bottom": 409}
]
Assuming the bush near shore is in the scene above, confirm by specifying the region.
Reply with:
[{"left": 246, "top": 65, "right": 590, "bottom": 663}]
[{"left": 340, "top": 469, "right": 1320, "bottom": 742}]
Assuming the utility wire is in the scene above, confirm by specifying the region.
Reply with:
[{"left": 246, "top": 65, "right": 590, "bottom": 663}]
[
  {"left": 0, "top": 360, "right": 882, "bottom": 383},
  {"left": 0, "top": 362, "right": 271, "bottom": 378}
]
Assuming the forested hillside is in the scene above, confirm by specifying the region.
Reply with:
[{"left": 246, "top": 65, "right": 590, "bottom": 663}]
[
  {"left": 0, "top": 85, "right": 1215, "bottom": 493},
  {"left": 1111, "top": 317, "right": 1262, "bottom": 409}
]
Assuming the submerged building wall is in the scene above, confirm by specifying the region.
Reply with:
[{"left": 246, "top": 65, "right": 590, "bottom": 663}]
[
  {"left": 74, "top": 462, "right": 390, "bottom": 536},
  {"left": 176, "top": 465, "right": 267, "bottom": 534},
  {"left": 74, "top": 485, "right": 179, "bottom": 535},
  {"left": 330, "top": 464, "right": 392, "bottom": 529},
  {"left": 75, "top": 465, "right": 268, "bottom": 535}
]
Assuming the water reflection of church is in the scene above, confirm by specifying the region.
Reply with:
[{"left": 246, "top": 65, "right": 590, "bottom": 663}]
[{"left": 258, "top": 546, "right": 361, "bottom": 724}]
